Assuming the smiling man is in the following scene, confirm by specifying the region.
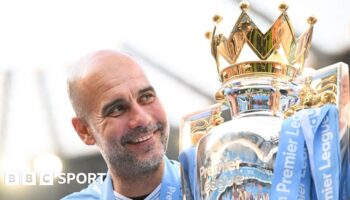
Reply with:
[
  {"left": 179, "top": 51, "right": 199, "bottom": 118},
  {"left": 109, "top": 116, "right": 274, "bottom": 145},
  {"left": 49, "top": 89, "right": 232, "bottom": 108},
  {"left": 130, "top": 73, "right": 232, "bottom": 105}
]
[{"left": 62, "top": 50, "right": 181, "bottom": 200}]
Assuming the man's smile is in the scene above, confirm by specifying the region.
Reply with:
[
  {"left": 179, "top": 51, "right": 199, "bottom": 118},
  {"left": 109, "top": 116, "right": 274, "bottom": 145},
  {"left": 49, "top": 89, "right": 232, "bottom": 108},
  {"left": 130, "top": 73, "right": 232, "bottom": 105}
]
[{"left": 128, "top": 132, "right": 154, "bottom": 144}]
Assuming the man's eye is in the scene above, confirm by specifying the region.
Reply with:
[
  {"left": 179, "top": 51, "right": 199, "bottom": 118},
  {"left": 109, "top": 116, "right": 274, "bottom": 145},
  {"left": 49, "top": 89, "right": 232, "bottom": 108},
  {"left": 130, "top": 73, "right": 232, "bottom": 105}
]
[
  {"left": 108, "top": 104, "right": 126, "bottom": 117},
  {"left": 139, "top": 92, "right": 155, "bottom": 104}
]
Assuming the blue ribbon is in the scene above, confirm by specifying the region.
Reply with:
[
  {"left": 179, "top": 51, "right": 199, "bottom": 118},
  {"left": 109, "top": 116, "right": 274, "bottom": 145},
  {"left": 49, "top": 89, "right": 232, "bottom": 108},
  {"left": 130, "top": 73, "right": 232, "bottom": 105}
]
[
  {"left": 271, "top": 104, "right": 347, "bottom": 200},
  {"left": 159, "top": 157, "right": 182, "bottom": 200},
  {"left": 298, "top": 146, "right": 312, "bottom": 199},
  {"left": 340, "top": 150, "right": 349, "bottom": 199},
  {"left": 178, "top": 147, "right": 197, "bottom": 200},
  {"left": 304, "top": 105, "right": 340, "bottom": 200},
  {"left": 270, "top": 110, "right": 305, "bottom": 199}
]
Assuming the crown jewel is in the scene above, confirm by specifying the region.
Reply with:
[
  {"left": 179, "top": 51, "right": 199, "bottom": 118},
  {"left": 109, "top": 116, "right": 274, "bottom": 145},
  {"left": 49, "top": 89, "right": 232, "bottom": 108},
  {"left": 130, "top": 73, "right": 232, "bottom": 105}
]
[{"left": 210, "top": 1, "right": 316, "bottom": 82}]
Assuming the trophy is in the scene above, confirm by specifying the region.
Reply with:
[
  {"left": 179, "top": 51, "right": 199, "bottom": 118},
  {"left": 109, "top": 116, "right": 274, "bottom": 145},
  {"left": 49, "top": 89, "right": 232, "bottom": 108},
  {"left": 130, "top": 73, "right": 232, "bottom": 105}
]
[{"left": 179, "top": 1, "right": 350, "bottom": 199}]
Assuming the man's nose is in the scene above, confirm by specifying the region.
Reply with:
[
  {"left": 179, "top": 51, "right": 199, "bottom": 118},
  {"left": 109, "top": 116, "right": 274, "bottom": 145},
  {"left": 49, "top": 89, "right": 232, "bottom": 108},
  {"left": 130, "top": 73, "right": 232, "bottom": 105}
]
[{"left": 128, "top": 103, "right": 152, "bottom": 129}]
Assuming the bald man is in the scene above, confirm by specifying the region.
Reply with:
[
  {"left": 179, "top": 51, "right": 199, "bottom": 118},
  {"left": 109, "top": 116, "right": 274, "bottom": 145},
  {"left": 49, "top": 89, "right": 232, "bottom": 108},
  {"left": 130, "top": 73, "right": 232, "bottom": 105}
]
[{"left": 62, "top": 50, "right": 181, "bottom": 200}]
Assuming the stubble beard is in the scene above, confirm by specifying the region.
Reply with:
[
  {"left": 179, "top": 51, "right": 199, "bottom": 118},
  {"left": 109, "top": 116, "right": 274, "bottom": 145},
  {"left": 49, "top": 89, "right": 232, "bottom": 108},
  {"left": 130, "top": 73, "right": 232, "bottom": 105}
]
[{"left": 100, "top": 123, "right": 169, "bottom": 179}]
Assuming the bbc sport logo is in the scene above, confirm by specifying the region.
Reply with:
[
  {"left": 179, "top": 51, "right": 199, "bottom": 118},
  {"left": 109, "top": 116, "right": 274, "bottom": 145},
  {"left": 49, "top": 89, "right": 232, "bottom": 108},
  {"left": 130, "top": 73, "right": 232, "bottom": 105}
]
[{"left": 3, "top": 171, "right": 106, "bottom": 185}]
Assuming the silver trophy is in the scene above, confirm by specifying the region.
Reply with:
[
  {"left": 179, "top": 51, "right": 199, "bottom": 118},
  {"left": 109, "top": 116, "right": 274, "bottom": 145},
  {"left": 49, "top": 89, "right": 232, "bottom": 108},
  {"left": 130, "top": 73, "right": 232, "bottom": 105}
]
[{"left": 179, "top": 2, "right": 349, "bottom": 199}]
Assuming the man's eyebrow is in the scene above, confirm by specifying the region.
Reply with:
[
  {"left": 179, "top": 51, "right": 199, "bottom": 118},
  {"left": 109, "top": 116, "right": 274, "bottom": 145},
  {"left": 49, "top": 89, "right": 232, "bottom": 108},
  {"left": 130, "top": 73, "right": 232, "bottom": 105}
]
[
  {"left": 101, "top": 98, "right": 125, "bottom": 117},
  {"left": 101, "top": 86, "right": 155, "bottom": 116},
  {"left": 139, "top": 86, "right": 155, "bottom": 94}
]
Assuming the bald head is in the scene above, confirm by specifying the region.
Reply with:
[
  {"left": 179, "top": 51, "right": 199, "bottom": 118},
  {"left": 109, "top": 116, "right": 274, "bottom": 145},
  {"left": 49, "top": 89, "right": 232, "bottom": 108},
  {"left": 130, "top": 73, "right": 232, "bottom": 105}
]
[{"left": 68, "top": 50, "right": 145, "bottom": 119}]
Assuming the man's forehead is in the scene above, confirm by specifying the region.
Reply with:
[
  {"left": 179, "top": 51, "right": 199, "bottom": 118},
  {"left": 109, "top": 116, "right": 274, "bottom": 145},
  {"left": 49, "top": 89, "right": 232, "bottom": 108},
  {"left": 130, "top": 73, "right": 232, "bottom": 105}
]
[
  {"left": 76, "top": 51, "right": 142, "bottom": 79},
  {"left": 80, "top": 61, "right": 148, "bottom": 94}
]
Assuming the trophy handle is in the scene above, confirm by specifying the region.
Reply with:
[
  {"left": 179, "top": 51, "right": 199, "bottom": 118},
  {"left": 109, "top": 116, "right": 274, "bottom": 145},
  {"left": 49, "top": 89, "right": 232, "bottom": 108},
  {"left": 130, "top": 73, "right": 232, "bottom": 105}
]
[
  {"left": 179, "top": 103, "right": 231, "bottom": 152},
  {"left": 295, "top": 62, "right": 349, "bottom": 140}
]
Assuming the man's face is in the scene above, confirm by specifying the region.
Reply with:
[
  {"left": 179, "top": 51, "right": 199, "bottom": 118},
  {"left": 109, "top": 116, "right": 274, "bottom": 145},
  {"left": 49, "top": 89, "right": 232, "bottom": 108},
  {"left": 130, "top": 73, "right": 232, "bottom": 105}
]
[{"left": 80, "top": 54, "right": 169, "bottom": 176}]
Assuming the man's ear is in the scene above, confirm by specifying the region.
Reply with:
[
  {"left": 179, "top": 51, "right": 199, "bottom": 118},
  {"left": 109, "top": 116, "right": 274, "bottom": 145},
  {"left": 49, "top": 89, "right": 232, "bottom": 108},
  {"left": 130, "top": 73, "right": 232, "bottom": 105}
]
[{"left": 72, "top": 117, "right": 96, "bottom": 145}]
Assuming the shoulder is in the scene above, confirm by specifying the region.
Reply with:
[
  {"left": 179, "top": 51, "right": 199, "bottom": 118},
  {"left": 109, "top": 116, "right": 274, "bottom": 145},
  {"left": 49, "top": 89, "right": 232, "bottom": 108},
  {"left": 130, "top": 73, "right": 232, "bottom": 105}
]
[
  {"left": 60, "top": 174, "right": 106, "bottom": 200},
  {"left": 168, "top": 159, "right": 180, "bottom": 167},
  {"left": 166, "top": 157, "right": 181, "bottom": 173},
  {"left": 163, "top": 157, "right": 183, "bottom": 199},
  {"left": 164, "top": 156, "right": 181, "bottom": 182}
]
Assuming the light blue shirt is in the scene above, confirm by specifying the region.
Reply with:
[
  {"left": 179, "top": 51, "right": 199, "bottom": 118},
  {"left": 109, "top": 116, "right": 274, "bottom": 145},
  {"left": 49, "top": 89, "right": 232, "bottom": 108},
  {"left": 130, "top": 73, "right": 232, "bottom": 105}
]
[{"left": 61, "top": 156, "right": 182, "bottom": 200}]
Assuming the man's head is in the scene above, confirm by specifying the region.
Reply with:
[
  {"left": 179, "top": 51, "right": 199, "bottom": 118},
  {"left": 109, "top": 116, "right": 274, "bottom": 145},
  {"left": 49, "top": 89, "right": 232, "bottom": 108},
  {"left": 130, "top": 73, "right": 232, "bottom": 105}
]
[{"left": 68, "top": 50, "right": 169, "bottom": 177}]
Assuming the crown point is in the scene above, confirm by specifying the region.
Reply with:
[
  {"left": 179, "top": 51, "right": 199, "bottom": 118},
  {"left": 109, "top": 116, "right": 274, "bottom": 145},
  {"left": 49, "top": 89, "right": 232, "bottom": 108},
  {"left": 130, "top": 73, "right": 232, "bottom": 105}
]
[
  {"left": 213, "top": 15, "right": 223, "bottom": 24},
  {"left": 307, "top": 16, "right": 317, "bottom": 25},
  {"left": 205, "top": 31, "right": 212, "bottom": 40},
  {"left": 278, "top": 2, "right": 289, "bottom": 12},
  {"left": 239, "top": 1, "right": 250, "bottom": 12}
]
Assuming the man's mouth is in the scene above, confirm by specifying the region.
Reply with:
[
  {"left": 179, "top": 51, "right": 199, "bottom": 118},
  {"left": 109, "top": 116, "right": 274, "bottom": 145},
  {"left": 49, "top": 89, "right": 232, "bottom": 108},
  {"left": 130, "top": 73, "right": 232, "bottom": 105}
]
[
  {"left": 129, "top": 133, "right": 153, "bottom": 144},
  {"left": 122, "top": 123, "right": 163, "bottom": 145}
]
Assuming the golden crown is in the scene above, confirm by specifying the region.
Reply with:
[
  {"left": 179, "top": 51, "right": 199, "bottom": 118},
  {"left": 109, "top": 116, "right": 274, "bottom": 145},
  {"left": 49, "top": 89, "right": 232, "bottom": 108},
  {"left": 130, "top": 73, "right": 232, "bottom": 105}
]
[{"left": 209, "top": 1, "right": 317, "bottom": 82}]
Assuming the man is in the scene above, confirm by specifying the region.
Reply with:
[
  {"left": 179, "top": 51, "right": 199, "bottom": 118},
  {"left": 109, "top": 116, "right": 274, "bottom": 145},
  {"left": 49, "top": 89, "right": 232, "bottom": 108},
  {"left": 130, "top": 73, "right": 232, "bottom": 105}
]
[{"left": 62, "top": 50, "right": 181, "bottom": 200}]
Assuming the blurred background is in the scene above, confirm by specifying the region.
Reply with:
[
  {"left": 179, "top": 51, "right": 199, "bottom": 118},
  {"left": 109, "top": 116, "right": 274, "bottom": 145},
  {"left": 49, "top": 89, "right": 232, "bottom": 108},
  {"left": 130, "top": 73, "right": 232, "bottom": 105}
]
[{"left": 0, "top": 0, "right": 349, "bottom": 199}]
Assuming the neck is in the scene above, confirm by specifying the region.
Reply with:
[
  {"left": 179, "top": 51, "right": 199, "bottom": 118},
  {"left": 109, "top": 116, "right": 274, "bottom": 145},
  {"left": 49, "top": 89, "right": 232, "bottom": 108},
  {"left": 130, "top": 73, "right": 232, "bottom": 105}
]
[{"left": 110, "top": 159, "right": 165, "bottom": 197}]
